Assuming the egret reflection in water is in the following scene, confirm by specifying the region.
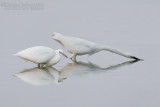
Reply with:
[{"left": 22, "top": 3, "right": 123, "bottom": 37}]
[
  {"left": 14, "top": 60, "right": 139, "bottom": 85},
  {"left": 14, "top": 67, "right": 60, "bottom": 85},
  {"left": 59, "top": 60, "right": 139, "bottom": 81}
]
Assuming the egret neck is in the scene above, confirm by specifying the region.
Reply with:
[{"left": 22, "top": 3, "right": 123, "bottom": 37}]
[
  {"left": 46, "top": 51, "right": 61, "bottom": 66},
  {"left": 97, "top": 44, "right": 138, "bottom": 59}
]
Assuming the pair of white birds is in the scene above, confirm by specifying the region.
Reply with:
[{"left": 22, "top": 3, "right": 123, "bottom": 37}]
[{"left": 14, "top": 32, "right": 140, "bottom": 67}]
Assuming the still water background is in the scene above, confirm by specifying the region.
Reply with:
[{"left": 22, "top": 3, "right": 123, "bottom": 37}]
[{"left": 0, "top": 0, "right": 160, "bottom": 107}]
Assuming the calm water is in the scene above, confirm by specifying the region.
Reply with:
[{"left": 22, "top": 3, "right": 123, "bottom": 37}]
[{"left": 1, "top": 0, "right": 160, "bottom": 107}]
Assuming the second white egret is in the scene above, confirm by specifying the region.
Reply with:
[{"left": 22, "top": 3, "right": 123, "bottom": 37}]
[{"left": 52, "top": 32, "right": 140, "bottom": 60}]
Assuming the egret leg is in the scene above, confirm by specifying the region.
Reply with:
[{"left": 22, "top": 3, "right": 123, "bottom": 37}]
[
  {"left": 70, "top": 54, "right": 77, "bottom": 61},
  {"left": 38, "top": 64, "right": 44, "bottom": 68},
  {"left": 73, "top": 55, "right": 77, "bottom": 61},
  {"left": 70, "top": 54, "right": 75, "bottom": 59},
  {"left": 38, "top": 64, "right": 40, "bottom": 67}
]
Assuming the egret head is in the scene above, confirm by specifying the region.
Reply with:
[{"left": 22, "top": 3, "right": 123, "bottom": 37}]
[{"left": 57, "top": 49, "right": 68, "bottom": 58}]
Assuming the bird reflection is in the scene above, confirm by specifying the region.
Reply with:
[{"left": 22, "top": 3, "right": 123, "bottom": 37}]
[
  {"left": 14, "top": 60, "right": 139, "bottom": 85},
  {"left": 59, "top": 60, "right": 139, "bottom": 81},
  {"left": 14, "top": 67, "right": 60, "bottom": 86}
]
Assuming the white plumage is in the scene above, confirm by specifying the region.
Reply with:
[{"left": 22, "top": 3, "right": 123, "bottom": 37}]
[
  {"left": 14, "top": 46, "right": 68, "bottom": 67},
  {"left": 52, "top": 32, "right": 140, "bottom": 60}
]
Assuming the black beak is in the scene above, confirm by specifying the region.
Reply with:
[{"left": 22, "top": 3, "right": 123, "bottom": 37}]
[
  {"left": 130, "top": 56, "right": 141, "bottom": 61},
  {"left": 59, "top": 52, "right": 68, "bottom": 58}
]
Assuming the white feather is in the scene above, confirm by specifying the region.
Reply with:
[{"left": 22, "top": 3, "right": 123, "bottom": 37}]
[
  {"left": 52, "top": 32, "right": 139, "bottom": 60},
  {"left": 14, "top": 46, "right": 67, "bottom": 66}
]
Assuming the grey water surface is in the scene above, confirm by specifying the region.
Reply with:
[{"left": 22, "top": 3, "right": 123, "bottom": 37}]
[{"left": 0, "top": 0, "right": 160, "bottom": 107}]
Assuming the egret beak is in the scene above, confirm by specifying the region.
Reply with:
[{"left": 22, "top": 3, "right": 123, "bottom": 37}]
[
  {"left": 130, "top": 56, "right": 141, "bottom": 61},
  {"left": 59, "top": 52, "right": 68, "bottom": 58}
]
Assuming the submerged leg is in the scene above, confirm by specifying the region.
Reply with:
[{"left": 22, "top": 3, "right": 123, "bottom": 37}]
[
  {"left": 73, "top": 55, "right": 77, "bottom": 61},
  {"left": 38, "top": 64, "right": 40, "bottom": 67},
  {"left": 38, "top": 63, "right": 44, "bottom": 68}
]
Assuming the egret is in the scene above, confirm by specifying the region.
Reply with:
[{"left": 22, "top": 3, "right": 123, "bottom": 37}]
[
  {"left": 13, "top": 46, "right": 68, "bottom": 67},
  {"left": 52, "top": 32, "right": 140, "bottom": 61}
]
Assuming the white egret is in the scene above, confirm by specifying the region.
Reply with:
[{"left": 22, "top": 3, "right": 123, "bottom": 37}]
[
  {"left": 52, "top": 32, "right": 140, "bottom": 61},
  {"left": 13, "top": 46, "right": 68, "bottom": 67}
]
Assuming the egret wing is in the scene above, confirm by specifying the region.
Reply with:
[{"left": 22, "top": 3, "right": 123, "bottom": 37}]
[{"left": 60, "top": 36, "right": 95, "bottom": 54}]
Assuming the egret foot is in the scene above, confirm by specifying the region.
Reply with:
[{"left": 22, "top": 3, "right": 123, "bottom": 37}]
[
  {"left": 70, "top": 55, "right": 77, "bottom": 61},
  {"left": 38, "top": 64, "right": 45, "bottom": 68}
]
